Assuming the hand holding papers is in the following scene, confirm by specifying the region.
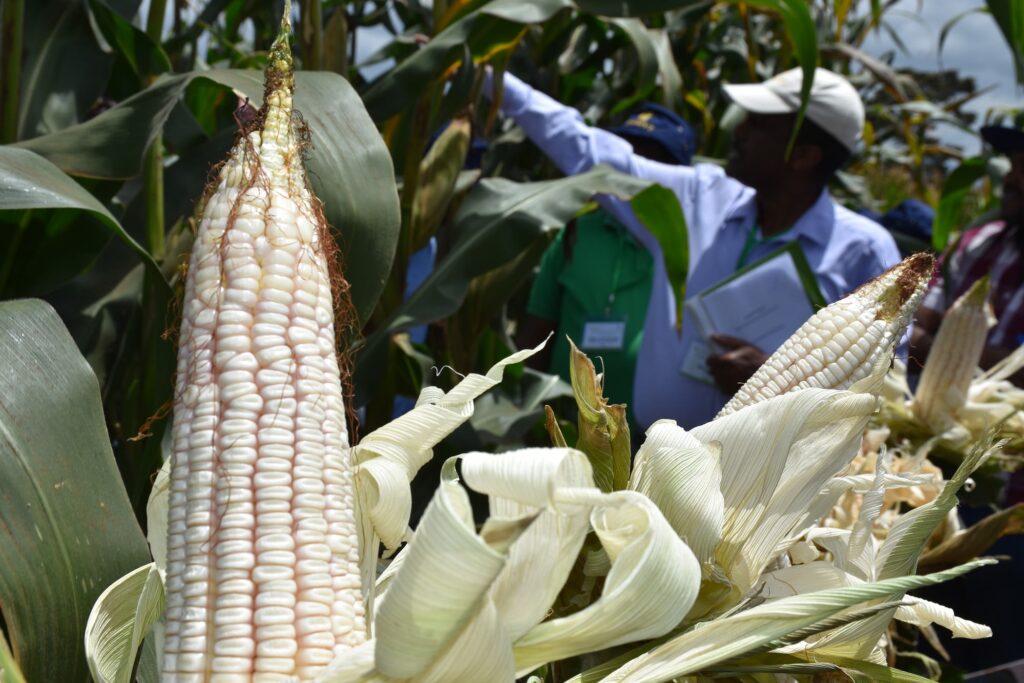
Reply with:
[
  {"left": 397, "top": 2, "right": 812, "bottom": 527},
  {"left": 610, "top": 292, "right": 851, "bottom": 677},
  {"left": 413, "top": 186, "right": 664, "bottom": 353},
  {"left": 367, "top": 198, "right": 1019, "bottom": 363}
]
[{"left": 681, "top": 242, "right": 825, "bottom": 386}]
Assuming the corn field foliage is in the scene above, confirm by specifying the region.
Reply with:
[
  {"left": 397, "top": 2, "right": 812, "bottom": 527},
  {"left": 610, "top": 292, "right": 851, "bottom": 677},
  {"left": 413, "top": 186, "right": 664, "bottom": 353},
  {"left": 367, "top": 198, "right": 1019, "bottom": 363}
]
[{"left": 1, "top": 1, "right": 1023, "bottom": 682}]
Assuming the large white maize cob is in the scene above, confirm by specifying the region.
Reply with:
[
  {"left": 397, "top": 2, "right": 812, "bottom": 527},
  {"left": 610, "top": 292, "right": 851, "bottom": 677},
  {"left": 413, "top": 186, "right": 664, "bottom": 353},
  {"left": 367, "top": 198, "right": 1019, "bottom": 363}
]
[
  {"left": 912, "top": 276, "right": 993, "bottom": 431},
  {"left": 162, "top": 12, "right": 365, "bottom": 682},
  {"left": 718, "top": 253, "right": 934, "bottom": 417}
]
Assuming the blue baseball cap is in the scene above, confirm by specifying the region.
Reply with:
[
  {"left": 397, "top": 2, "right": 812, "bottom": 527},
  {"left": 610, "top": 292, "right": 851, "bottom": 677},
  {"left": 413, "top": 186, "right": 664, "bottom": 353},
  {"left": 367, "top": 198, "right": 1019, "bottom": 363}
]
[
  {"left": 881, "top": 199, "right": 934, "bottom": 241},
  {"left": 610, "top": 103, "right": 696, "bottom": 166}
]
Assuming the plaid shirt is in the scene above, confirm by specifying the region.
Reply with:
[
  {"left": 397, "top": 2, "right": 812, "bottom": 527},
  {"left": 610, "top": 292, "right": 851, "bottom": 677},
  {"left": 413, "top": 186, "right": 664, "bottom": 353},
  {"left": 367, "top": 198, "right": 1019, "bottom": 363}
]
[{"left": 923, "top": 221, "right": 1024, "bottom": 348}]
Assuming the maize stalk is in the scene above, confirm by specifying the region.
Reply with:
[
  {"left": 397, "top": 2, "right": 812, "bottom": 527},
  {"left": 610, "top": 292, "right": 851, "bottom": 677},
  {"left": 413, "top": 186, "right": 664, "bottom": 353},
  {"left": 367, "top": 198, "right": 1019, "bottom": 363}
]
[
  {"left": 912, "top": 277, "right": 993, "bottom": 431},
  {"left": 718, "top": 253, "right": 934, "bottom": 418},
  {"left": 162, "top": 7, "right": 364, "bottom": 681}
]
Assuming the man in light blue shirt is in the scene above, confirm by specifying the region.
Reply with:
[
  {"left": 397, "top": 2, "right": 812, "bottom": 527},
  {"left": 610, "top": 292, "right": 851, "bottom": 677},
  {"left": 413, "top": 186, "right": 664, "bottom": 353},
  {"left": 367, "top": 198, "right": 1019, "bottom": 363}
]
[{"left": 489, "top": 68, "right": 900, "bottom": 429}]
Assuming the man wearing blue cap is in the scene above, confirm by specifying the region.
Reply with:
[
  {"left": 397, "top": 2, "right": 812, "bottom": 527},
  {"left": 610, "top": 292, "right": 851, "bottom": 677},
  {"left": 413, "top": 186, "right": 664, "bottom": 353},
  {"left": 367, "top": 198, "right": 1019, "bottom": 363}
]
[
  {"left": 518, "top": 104, "right": 696, "bottom": 421},
  {"left": 489, "top": 68, "right": 900, "bottom": 429}
]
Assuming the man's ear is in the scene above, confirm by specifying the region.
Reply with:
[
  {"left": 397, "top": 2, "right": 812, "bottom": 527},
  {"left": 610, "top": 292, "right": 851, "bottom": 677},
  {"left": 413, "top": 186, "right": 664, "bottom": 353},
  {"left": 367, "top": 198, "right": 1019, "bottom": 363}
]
[{"left": 787, "top": 143, "right": 823, "bottom": 172}]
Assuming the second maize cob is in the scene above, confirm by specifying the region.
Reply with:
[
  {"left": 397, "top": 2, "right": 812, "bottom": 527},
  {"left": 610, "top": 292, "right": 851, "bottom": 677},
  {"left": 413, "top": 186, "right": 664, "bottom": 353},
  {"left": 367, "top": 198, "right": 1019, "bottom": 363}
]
[
  {"left": 718, "top": 253, "right": 934, "bottom": 418},
  {"left": 912, "top": 276, "right": 993, "bottom": 431}
]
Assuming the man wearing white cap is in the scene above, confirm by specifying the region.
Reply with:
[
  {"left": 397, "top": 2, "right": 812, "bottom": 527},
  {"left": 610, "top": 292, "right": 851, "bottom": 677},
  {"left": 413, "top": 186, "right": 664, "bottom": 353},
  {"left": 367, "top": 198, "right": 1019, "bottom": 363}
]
[{"left": 487, "top": 67, "right": 900, "bottom": 429}]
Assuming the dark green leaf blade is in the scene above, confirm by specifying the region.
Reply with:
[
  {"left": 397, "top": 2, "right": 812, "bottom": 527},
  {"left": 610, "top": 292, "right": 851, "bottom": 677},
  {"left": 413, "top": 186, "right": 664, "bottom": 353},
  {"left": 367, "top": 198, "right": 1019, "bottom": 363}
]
[
  {"left": 934, "top": 157, "right": 987, "bottom": 251},
  {"left": 13, "top": 73, "right": 192, "bottom": 179},
  {"left": 17, "top": 0, "right": 112, "bottom": 140},
  {"left": 0, "top": 299, "right": 151, "bottom": 683},
  {"left": 0, "top": 146, "right": 162, "bottom": 287},
  {"left": 986, "top": 0, "right": 1024, "bottom": 85},
  {"left": 86, "top": 0, "right": 171, "bottom": 79}
]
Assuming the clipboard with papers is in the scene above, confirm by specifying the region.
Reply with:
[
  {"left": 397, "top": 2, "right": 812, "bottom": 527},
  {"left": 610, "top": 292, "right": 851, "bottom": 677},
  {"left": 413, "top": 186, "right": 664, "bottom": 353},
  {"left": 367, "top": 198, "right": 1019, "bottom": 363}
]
[{"left": 680, "top": 242, "right": 826, "bottom": 385}]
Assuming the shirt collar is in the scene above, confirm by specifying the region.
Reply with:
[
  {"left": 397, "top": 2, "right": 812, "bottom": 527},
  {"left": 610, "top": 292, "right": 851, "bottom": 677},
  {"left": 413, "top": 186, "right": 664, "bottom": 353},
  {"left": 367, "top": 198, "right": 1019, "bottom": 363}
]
[
  {"left": 784, "top": 188, "right": 834, "bottom": 247},
  {"left": 725, "top": 187, "right": 834, "bottom": 247}
]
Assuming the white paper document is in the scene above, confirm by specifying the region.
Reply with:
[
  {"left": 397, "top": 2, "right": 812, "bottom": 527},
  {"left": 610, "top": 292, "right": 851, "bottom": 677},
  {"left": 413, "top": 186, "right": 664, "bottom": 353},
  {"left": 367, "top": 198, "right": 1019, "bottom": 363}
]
[{"left": 681, "top": 247, "right": 819, "bottom": 383}]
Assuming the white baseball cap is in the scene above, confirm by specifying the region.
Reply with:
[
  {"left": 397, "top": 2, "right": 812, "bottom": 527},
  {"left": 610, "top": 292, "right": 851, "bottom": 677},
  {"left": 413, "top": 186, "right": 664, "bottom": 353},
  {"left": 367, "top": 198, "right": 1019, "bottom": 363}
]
[{"left": 722, "top": 67, "right": 865, "bottom": 153}]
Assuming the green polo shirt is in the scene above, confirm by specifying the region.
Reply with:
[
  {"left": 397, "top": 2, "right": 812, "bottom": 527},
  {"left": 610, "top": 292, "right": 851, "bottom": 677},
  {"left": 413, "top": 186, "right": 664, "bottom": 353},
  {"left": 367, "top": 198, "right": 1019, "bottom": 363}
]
[{"left": 527, "top": 208, "right": 653, "bottom": 418}]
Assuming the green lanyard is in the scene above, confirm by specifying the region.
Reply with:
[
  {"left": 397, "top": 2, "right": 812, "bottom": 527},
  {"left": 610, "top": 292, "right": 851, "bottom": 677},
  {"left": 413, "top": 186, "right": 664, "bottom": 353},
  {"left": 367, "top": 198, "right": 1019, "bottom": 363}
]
[{"left": 736, "top": 222, "right": 792, "bottom": 270}]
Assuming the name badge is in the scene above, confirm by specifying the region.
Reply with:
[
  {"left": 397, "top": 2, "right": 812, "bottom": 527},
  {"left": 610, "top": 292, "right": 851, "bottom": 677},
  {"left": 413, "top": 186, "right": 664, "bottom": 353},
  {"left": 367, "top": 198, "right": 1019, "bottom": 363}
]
[
  {"left": 681, "top": 339, "right": 715, "bottom": 385},
  {"left": 581, "top": 319, "right": 627, "bottom": 350}
]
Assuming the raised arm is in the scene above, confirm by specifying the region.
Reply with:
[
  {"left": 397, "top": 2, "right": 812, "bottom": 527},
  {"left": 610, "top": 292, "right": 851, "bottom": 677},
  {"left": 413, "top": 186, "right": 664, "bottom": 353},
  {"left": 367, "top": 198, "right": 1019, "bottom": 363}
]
[{"left": 490, "top": 71, "right": 692, "bottom": 189}]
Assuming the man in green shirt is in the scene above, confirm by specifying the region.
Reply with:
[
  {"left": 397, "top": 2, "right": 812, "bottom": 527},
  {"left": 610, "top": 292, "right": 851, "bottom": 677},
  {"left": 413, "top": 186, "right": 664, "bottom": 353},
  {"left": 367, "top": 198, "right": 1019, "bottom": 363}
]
[{"left": 517, "top": 103, "right": 696, "bottom": 422}]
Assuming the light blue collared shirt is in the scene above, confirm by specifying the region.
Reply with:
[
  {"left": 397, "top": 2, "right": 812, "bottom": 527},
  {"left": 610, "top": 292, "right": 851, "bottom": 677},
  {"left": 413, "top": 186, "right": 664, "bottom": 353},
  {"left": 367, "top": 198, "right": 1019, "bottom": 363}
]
[{"left": 497, "top": 73, "right": 901, "bottom": 429}]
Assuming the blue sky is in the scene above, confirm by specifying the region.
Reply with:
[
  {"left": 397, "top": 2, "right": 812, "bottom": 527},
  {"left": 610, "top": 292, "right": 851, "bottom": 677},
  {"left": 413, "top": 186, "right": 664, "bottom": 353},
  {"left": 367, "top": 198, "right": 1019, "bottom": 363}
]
[{"left": 859, "top": 0, "right": 1021, "bottom": 153}]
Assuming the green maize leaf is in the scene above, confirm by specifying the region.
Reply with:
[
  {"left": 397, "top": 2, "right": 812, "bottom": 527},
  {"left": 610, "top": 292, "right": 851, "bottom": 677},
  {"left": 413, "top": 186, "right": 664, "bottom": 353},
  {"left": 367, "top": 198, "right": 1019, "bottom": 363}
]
[
  {"left": 470, "top": 367, "right": 574, "bottom": 447},
  {"left": 607, "top": 18, "right": 660, "bottom": 108},
  {"left": 938, "top": 7, "right": 988, "bottom": 63},
  {"left": 934, "top": 157, "right": 987, "bottom": 251},
  {"left": 629, "top": 184, "right": 689, "bottom": 332},
  {"left": 0, "top": 299, "right": 151, "bottom": 683},
  {"left": 742, "top": 0, "right": 819, "bottom": 153},
  {"left": 17, "top": 0, "right": 115, "bottom": 140},
  {"left": 576, "top": 0, "right": 718, "bottom": 15},
  {"left": 84, "top": 563, "right": 164, "bottom": 683}
]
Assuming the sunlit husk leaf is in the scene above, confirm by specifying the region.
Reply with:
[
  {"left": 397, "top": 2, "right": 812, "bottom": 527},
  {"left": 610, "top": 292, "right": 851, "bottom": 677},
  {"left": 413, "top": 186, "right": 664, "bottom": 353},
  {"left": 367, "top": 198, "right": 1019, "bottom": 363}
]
[
  {"left": 353, "top": 342, "right": 544, "bottom": 601},
  {"left": 876, "top": 440, "right": 994, "bottom": 580},
  {"left": 460, "top": 449, "right": 595, "bottom": 639},
  {"left": 145, "top": 458, "right": 171, "bottom": 579},
  {"left": 693, "top": 387, "right": 879, "bottom": 593},
  {"left": 325, "top": 445, "right": 700, "bottom": 682},
  {"left": 771, "top": 442, "right": 997, "bottom": 660},
  {"left": 373, "top": 474, "right": 519, "bottom": 679},
  {"left": 84, "top": 563, "right": 165, "bottom": 683},
  {"left": 895, "top": 596, "right": 992, "bottom": 639},
  {"left": 354, "top": 342, "right": 545, "bottom": 550},
  {"left": 512, "top": 490, "right": 701, "bottom": 675},
  {"left": 628, "top": 420, "right": 724, "bottom": 562}
]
